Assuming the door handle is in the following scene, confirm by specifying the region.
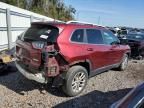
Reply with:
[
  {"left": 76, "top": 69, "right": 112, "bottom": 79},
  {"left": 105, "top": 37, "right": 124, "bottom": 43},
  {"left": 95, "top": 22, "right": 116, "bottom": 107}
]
[{"left": 87, "top": 48, "right": 93, "bottom": 51}]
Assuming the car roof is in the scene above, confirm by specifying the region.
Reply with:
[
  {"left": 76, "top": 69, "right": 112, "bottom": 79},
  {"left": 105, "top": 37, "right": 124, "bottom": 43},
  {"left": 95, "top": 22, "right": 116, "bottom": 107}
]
[{"left": 31, "top": 21, "right": 106, "bottom": 30}]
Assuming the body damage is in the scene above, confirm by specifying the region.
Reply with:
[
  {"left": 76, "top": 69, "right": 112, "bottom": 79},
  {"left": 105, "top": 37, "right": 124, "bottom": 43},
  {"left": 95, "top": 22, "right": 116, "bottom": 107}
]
[{"left": 15, "top": 22, "right": 130, "bottom": 88}]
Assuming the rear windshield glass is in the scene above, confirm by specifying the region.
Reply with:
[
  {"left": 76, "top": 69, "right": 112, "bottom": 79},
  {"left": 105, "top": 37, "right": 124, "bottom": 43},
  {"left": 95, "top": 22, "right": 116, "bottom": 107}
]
[
  {"left": 127, "top": 34, "right": 144, "bottom": 40},
  {"left": 23, "top": 24, "right": 59, "bottom": 42}
]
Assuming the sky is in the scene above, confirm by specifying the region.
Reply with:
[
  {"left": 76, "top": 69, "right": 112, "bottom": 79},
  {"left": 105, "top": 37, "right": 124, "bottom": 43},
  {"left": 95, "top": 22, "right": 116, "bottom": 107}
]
[{"left": 64, "top": 0, "right": 144, "bottom": 28}]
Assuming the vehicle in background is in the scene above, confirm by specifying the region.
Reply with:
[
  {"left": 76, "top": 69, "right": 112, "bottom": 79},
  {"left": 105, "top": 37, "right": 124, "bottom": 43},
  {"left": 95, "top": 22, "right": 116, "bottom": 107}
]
[
  {"left": 140, "top": 29, "right": 144, "bottom": 33},
  {"left": 15, "top": 21, "right": 130, "bottom": 96},
  {"left": 120, "top": 33, "right": 144, "bottom": 59},
  {"left": 110, "top": 81, "right": 144, "bottom": 108},
  {"left": 140, "top": 29, "right": 144, "bottom": 34},
  {"left": 128, "top": 28, "right": 144, "bottom": 34},
  {"left": 117, "top": 28, "right": 128, "bottom": 39},
  {"left": 108, "top": 27, "right": 128, "bottom": 38},
  {"left": 108, "top": 27, "right": 119, "bottom": 36}
]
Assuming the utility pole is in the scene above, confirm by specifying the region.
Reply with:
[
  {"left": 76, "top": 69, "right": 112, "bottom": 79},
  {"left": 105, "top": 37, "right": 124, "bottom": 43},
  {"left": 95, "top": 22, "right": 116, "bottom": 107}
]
[
  {"left": 98, "top": 16, "right": 101, "bottom": 25},
  {"left": 77, "top": 12, "right": 79, "bottom": 20}
]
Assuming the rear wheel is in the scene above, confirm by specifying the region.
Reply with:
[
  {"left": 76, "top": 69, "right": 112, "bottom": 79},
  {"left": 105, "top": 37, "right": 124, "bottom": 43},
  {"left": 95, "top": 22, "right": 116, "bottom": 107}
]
[
  {"left": 62, "top": 66, "right": 88, "bottom": 97},
  {"left": 117, "top": 54, "right": 128, "bottom": 71}
]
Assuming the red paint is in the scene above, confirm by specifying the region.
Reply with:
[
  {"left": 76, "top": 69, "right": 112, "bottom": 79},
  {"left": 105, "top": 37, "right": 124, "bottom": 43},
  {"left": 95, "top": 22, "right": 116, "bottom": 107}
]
[{"left": 16, "top": 22, "right": 130, "bottom": 77}]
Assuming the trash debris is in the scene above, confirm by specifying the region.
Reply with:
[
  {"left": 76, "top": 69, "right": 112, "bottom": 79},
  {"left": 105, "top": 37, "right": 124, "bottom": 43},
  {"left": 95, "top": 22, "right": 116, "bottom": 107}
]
[
  {"left": 0, "top": 48, "right": 17, "bottom": 76},
  {"left": 0, "top": 47, "right": 16, "bottom": 63}
]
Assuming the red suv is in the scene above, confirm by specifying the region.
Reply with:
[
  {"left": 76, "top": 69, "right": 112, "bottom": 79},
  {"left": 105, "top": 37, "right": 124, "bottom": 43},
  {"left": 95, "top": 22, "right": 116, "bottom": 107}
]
[{"left": 15, "top": 21, "right": 130, "bottom": 96}]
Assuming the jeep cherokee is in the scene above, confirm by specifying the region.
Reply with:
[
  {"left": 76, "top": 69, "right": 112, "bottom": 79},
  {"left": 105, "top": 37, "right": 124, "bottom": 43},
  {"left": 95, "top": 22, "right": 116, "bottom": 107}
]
[{"left": 15, "top": 21, "right": 130, "bottom": 96}]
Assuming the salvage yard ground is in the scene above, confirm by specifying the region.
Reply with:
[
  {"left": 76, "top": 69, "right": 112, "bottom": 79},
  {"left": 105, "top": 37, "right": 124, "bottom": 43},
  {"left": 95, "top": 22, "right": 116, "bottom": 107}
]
[{"left": 0, "top": 60, "right": 144, "bottom": 108}]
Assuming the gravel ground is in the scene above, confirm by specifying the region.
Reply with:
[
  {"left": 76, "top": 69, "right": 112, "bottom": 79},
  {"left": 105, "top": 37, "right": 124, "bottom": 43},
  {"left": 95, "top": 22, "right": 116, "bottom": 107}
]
[{"left": 0, "top": 60, "right": 144, "bottom": 108}]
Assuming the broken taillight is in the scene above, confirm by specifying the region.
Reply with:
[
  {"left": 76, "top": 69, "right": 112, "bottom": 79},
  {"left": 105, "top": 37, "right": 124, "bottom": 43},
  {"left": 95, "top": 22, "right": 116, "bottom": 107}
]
[
  {"left": 49, "top": 66, "right": 57, "bottom": 74},
  {"left": 32, "top": 41, "right": 45, "bottom": 49}
]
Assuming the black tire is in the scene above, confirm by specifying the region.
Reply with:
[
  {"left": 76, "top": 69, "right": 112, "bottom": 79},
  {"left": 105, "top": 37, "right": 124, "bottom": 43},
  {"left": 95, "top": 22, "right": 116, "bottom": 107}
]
[
  {"left": 117, "top": 54, "right": 128, "bottom": 71},
  {"left": 62, "top": 66, "right": 88, "bottom": 97}
]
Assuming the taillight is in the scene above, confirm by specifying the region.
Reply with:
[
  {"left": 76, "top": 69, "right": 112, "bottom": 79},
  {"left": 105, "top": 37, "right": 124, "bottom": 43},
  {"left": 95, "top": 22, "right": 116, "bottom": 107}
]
[
  {"left": 32, "top": 41, "right": 45, "bottom": 49},
  {"left": 48, "top": 66, "right": 57, "bottom": 74}
]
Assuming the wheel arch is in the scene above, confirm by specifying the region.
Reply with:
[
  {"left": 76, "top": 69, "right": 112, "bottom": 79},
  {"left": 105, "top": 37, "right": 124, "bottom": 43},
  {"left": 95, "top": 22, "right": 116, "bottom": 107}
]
[
  {"left": 125, "top": 51, "right": 131, "bottom": 58},
  {"left": 69, "top": 59, "right": 92, "bottom": 76}
]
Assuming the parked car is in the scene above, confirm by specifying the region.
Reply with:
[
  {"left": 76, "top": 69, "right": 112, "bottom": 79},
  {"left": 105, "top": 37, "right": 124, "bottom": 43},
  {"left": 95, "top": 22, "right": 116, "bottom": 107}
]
[
  {"left": 108, "top": 27, "right": 118, "bottom": 36},
  {"left": 120, "top": 33, "right": 144, "bottom": 59},
  {"left": 15, "top": 21, "right": 130, "bottom": 96},
  {"left": 111, "top": 82, "right": 144, "bottom": 108},
  {"left": 128, "top": 28, "right": 144, "bottom": 34},
  {"left": 117, "top": 29, "right": 128, "bottom": 39},
  {"left": 108, "top": 27, "right": 128, "bottom": 38},
  {"left": 140, "top": 29, "right": 144, "bottom": 33}
]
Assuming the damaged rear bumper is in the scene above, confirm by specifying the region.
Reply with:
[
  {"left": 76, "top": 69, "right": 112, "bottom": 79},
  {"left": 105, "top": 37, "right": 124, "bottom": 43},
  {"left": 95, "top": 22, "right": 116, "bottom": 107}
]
[{"left": 15, "top": 61, "right": 47, "bottom": 84}]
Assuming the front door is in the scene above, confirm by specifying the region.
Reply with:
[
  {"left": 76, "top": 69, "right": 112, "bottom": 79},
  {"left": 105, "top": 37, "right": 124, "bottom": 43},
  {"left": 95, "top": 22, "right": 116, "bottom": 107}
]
[
  {"left": 85, "top": 29, "right": 110, "bottom": 70},
  {"left": 101, "top": 30, "right": 123, "bottom": 65}
]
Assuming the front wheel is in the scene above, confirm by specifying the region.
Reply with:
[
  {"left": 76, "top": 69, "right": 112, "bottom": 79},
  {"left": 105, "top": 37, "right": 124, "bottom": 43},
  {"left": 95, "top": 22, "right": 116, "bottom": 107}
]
[
  {"left": 117, "top": 54, "right": 129, "bottom": 71},
  {"left": 62, "top": 66, "right": 88, "bottom": 97}
]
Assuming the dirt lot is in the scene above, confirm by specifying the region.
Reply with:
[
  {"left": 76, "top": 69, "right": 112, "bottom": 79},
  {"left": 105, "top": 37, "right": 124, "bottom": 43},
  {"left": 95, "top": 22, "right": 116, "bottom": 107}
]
[{"left": 0, "top": 60, "right": 144, "bottom": 108}]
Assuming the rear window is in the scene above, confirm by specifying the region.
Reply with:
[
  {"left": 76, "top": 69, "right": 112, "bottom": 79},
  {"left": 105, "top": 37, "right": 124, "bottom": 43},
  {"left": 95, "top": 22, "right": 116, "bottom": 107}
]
[
  {"left": 71, "top": 29, "right": 84, "bottom": 42},
  {"left": 23, "top": 24, "right": 59, "bottom": 42}
]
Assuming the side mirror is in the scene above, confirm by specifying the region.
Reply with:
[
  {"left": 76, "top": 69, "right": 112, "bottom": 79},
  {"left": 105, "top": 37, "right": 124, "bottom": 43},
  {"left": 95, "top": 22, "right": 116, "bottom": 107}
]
[{"left": 111, "top": 41, "right": 120, "bottom": 45}]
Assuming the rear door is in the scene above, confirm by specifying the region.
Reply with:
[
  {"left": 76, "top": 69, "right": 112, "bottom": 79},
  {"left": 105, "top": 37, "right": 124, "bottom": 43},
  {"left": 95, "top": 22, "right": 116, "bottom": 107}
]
[
  {"left": 101, "top": 30, "right": 124, "bottom": 65},
  {"left": 85, "top": 29, "right": 110, "bottom": 70}
]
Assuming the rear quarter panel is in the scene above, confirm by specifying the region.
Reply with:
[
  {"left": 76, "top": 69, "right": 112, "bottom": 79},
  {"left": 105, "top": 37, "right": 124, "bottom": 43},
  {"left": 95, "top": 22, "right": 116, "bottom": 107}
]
[
  {"left": 120, "top": 44, "right": 131, "bottom": 58},
  {"left": 57, "top": 26, "right": 87, "bottom": 64}
]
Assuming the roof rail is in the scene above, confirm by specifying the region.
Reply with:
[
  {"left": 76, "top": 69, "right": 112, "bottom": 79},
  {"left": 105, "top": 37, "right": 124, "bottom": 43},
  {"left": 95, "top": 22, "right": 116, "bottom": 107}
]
[{"left": 66, "top": 20, "right": 105, "bottom": 27}]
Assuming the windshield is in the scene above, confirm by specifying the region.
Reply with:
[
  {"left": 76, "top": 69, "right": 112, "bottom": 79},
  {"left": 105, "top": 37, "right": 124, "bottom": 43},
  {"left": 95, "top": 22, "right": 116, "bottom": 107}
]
[
  {"left": 23, "top": 24, "right": 59, "bottom": 42},
  {"left": 121, "top": 30, "right": 127, "bottom": 35},
  {"left": 127, "top": 34, "right": 144, "bottom": 40}
]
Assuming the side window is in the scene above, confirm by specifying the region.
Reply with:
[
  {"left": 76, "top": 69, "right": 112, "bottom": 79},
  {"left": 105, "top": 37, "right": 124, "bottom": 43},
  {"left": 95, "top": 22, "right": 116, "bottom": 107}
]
[
  {"left": 71, "top": 29, "right": 84, "bottom": 42},
  {"left": 102, "top": 30, "right": 119, "bottom": 45},
  {"left": 86, "top": 29, "right": 103, "bottom": 44}
]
